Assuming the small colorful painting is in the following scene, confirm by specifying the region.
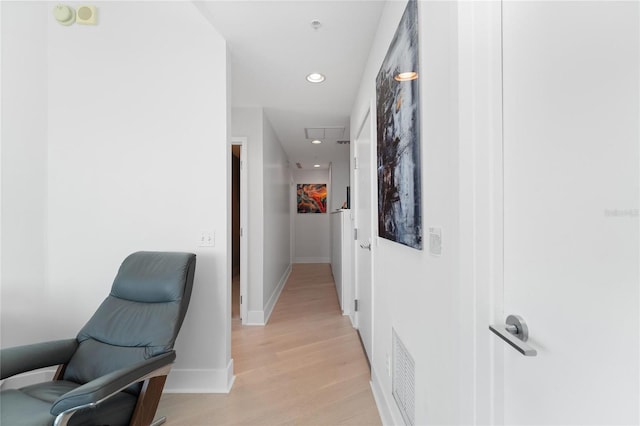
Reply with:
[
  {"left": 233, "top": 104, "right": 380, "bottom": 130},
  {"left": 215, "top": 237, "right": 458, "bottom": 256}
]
[{"left": 297, "top": 184, "right": 327, "bottom": 214}]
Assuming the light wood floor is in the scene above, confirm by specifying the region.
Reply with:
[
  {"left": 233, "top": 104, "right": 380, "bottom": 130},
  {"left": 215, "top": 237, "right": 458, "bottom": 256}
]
[{"left": 157, "top": 263, "right": 381, "bottom": 426}]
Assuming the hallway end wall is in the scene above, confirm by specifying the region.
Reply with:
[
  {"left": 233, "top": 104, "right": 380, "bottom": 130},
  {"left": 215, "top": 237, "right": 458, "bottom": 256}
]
[{"left": 292, "top": 169, "right": 331, "bottom": 264}]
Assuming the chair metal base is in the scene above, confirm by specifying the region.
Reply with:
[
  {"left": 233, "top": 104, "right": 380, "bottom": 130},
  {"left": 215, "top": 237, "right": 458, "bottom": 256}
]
[{"left": 151, "top": 416, "right": 167, "bottom": 426}]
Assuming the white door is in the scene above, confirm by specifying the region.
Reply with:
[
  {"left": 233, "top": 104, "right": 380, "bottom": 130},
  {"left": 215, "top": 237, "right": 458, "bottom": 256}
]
[
  {"left": 495, "top": 2, "right": 639, "bottom": 424},
  {"left": 355, "top": 111, "right": 373, "bottom": 362}
]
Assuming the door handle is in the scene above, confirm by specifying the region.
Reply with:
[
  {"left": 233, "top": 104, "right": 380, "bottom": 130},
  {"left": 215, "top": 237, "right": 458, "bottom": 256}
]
[
  {"left": 359, "top": 242, "right": 371, "bottom": 251},
  {"left": 489, "top": 314, "right": 537, "bottom": 356}
]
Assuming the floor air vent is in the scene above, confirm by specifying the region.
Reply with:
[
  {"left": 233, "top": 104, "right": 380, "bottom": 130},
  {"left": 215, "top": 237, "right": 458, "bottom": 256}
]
[{"left": 392, "top": 329, "right": 415, "bottom": 426}]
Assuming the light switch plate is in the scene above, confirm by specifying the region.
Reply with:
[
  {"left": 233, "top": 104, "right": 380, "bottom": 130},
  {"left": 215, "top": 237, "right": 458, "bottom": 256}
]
[
  {"left": 199, "top": 230, "right": 215, "bottom": 247},
  {"left": 429, "top": 227, "right": 442, "bottom": 256}
]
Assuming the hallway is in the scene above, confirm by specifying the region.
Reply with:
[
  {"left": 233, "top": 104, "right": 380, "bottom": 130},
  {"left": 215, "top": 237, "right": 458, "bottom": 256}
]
[{"left": 158, "top": 264, "right": 381, "bottom": 425}]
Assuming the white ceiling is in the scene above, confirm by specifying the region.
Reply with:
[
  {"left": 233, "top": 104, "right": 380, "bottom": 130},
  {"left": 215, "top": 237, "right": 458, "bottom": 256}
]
[{"left": 195, "top": 1, "right": 385, "bottom": 169}]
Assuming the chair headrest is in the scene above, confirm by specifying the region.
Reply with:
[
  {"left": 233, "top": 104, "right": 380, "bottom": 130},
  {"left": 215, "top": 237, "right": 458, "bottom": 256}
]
[{"left": 111, "top": 251, "right": 196, "bottom": 303}]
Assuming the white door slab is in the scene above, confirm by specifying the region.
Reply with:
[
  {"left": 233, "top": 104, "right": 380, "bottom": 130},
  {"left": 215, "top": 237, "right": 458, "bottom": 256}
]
[
  {"left": 497, "top": 2, "right": 639, "bottom": 424},
  {"left": 355, "top": 111, "right": 374, "bottom": 362}
]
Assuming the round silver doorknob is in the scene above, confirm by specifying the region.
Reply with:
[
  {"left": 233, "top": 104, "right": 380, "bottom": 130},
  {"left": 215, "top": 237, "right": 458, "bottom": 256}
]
[{"left": 505, "top": 314, "right": 529, "bottom": 342}]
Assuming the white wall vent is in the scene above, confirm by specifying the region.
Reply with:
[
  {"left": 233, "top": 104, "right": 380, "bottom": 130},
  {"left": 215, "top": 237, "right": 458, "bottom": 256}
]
[
  {"left": 304, "top": 127, "right": 345, "bottom": 140},
  {"left": 392, "top": 329, "right": 416, "bottom": 426}
]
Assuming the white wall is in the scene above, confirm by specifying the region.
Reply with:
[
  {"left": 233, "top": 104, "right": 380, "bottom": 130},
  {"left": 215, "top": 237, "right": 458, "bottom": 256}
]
[
  {"left": 232, "top": 107, "right": 291, "bottom": 324},
  {"left": 1, "top": 1, "right": 233, "bottom": 392},
  {"left": 351, "top": 1, "right": 462, "bottom": 424},
  {"left": 292, "top": 169, "right": 331, "bottom": 263},
  {"left": 330, "top": 158, "right": 350, "bottom": 211},
  {"left": 262, "top": 117, "right": 292, "bottom": 319},
  {"left": 1, "top": 1, "right": 49, "bottom": 347}
]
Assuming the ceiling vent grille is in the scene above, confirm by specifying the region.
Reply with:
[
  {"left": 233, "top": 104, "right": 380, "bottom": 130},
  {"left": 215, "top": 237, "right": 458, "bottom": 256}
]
[
  {"left": 392, "top": 329, "right": 416, "bottom": 426},
  {"left": 304, "top": 127, "right": 345, "bottom": 140},
  {"left": 337, "top": 140, "right": 350, "bottom": 145}
]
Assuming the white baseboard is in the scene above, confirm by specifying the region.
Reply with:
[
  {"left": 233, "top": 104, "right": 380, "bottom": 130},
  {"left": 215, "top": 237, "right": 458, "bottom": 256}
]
[
  {"left": 264, "top": 264, "right": 291, "bottom": 324},
  {"left": 1, "top": 362, "right": 236, "bottom": 394},
  {"left": 349, "top": 312, "right": 357, "bottom": 328},
  {"left": 245, "top": 264, "right": 292, "bottom": 326},
  {"left": 0, "top": 369, "right": 55, "bottom": 390},
  {"left": 370, "top": 368, "right": 404, "bottom": 426},
  {"left": 165, "top": 359, "right": 235, "bottom": 393},
  {"left": 245, "top": 310, "right": 265, "bottom": 325},
  {"left": 294, "top": 257, "right": 330, "bottom": 263}
]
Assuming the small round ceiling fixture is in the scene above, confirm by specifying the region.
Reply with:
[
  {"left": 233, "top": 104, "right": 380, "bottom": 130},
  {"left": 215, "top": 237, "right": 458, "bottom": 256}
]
[
  {"left": 394, "top": 71, "right": 419, "bottom": 82},
  {"left": 311, "top": 140, "right": 322, "bottom": 145},
  {"left": 314, "top": 164, "right": 321, "bottom": 168},
  {"left": 306, "top": 73, "right": 326, "bottom": 84},
  {"left": 311, "top": 20, "right": 322, "bottom": 30}
]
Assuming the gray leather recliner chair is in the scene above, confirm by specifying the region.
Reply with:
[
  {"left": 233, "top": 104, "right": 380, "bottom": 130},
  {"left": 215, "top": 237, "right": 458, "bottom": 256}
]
[{"left": 0, "top": 251, "right": 196, "bottom": 426}]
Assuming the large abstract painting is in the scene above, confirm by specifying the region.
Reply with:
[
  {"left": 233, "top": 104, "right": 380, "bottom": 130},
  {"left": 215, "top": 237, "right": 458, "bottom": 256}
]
[
  {"left": 376, "top": 0, "right": 422, "bottom": 250},
  {"left": 297, "top": 184, "right": 327, "bottom": 213}
]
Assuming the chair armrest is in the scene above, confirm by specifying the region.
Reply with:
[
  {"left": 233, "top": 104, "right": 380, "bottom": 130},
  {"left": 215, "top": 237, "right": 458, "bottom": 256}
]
[
  {"left": 51, "top": 350, "right": 176, "bottom": 416},
  {"left": 1, "top": 339, "right": 78, "bottom": 380}
]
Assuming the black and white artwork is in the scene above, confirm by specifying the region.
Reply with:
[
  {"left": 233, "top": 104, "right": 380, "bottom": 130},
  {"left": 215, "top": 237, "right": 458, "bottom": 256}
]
[{"left": 376, "top": 0, "right": 422, "bottom": 250}]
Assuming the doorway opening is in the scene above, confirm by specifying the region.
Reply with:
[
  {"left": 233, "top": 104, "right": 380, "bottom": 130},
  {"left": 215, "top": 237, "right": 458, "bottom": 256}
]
[
  {"left": 231, "top": 145, "right": 241, "bottom": 321},
  {"left": 231, "top": 138, "right": 248, "bottom": 325}
]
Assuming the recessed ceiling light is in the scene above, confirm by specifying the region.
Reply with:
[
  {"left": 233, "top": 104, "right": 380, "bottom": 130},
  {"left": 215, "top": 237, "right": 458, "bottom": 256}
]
[
  {"left": 311, "top": 139, "right": 322, "bottom": 145},
  {"left": 306, "top": 73, "right": 325, "bottom": 83},
  {"left": 314, "top": 164, "right": 321, "bottom": 168},
  {"left": 395, "top": 71, "right": 419, "bottom": 82},
  {"left": 311, "top": 20, "right": 322, "bottom": 30}
]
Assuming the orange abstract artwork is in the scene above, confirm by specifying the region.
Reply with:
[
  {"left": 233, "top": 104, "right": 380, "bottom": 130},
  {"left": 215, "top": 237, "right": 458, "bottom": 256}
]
[{"left": 297, "top": 184, "right": 327, "bottom": 213}]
